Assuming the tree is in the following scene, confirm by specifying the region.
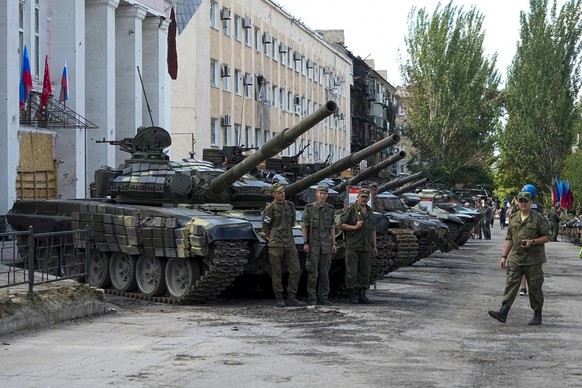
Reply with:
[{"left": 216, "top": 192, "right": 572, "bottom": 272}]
[
  {"left": 562, "top": 102, "right": 582, "bottom": 209},
  {"left": 402, "top": 2, "right": 502, "bottom": 186},
  {"left": 497, "top": 0, "right": 582, "bottom": 197}
]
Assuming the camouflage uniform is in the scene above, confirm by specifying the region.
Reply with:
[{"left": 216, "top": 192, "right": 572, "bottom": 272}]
[
  {"left": 503, "top": 210, "right": 551, "bottom": 310},
  {"left": 262, "top": 199, "right": 301, "bottom": 295},
  {"left": 302, "top": 200, "right": 336, "bottom": 302},
  {"left": 339, "top": 201, "right": 376, "bottom": 290}
]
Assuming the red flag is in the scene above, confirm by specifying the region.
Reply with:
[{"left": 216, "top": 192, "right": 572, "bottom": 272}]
[
  {"left": 41, "top": 55, "right": 52, "bottom": 111},
  {"left": 58, "top": 61, "right": 69, "bottom": 103},
  {"left": 167, "top": 6, "right": 178, "bottom": 80}
]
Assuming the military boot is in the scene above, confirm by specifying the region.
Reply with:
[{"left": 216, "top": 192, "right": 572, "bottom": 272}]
[
  {"left": 275, "top": 292, "right": 285, "bottom": 308},
  {"left": 528, "top": 309, "right": 542, "bottom": 325},
  {"left": 286, "top": 293, "right": 306, "bottom": 306},
  {"left": 348, "top": 289, "right": 359, "bottom": 304},
  {"left": 488, "top": 304, "right": 510, "bottom": 323},
  {"left": 358, "top": 288, "right": 373, "bottom": 304}
]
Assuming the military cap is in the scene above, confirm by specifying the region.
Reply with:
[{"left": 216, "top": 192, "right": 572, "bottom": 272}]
[
  {"left": 270, "top": 182, "right": 285, "bottom": 193},
  {"left": 316, "top": 184, "right": 329, "bottom": 192},
  {"left": 517, "top": 191, "right": 532, "bottom": 201},
  {"left": 358, "top": 188, "right": 370, "bottom": 197}
]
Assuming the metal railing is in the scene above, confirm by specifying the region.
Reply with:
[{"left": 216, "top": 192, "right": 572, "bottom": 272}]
[{"left": 0, "top": 227, "right": 91, "bottom": 293}]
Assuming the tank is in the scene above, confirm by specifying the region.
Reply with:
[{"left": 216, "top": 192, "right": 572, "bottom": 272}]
[{"left": 7, "top": 100, "right": 338, "bottom": 303}]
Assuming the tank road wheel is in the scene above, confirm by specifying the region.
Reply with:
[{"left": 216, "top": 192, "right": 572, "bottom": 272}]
[
  {"left": 109, "top": 252, "right": 138, "bottom": 292},
  {"left": 165, "top": 258, "right": 201, "bottom": 299},
  {"left": 88, "top": 250, "right": 112, "bottom": 289},
  {"left": 136, "top": 255, "right": 167, "bottom": 296}
]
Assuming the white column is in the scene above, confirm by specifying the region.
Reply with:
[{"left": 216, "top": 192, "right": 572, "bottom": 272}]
[
  {"left": 85, "top": 0, "right": 120, "bottom": 187},
  {"left": 0, "top": 3, "right": 20, "bottom": 213},
  {"left": 115, "top": 4, "right": 147, "bottom": 167},
  {"left": 142, "top": 16, "right": 169, "bottom": 129},
  {"left": 50, "top": 0, "right": 86, "bottom": 199}
]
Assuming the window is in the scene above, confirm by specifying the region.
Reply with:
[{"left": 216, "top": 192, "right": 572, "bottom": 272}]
[
  {"left": 234, "top": 124, "right": 241, "bottom": 146},
  {"left": 234, "top": 69, "right": 242, "bottom": 95},
  {"left": 210, "top": 1, "right": 218, "bottom": 29},
  {"left": 287, "top": 91, "right": 293, "bottom": 111},
  {"left": 233, "top": 15, "right": 241, "bottom": 41},
  {"left": 222, "top": 125, "right": 231, "bottom": 146},
  {"left": 244, "top": 74, "right": 253, "bottom": 99},
  {"left": 245, "top": 126, "right": 253, "bottom": 147},
  {"left": 272, "top": 85, "right": 278, "bottom": 107},
  {"left": 210, "top": 118, "right": 219, "bottom": 145},
  {"left": 272, "top": 38, "right": 278, "bottom": 61},
  {"left": 210, "top": 59, "right": 218, "bottom": 87},
  {"left": 254, "top": 27, "right": 261, "bottom": 53},
  {"left": 222, "top": 19, "right": 230, "bottom": 36},
  {"left": 255, "top": 128, "right": 262, "bottom": 147},
  {"left": 279, "top": 88, "right": 285, "bottom": 109},
  {"left": 280, "top": 50, "right": 287, "bottom": 66},
  {"left": 288, "top": 49, "right": 293, "bottom": 68},
  {"left": 264, "top": 130, "right": 271, "bottom": 144},
  {"left": 223, "top": 71, "right": 231, "bottom": 92}
]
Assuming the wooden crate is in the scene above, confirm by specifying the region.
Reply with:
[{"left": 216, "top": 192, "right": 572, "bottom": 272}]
[{"left": 16, "top": 170, "right": 57, "bottom": 199}]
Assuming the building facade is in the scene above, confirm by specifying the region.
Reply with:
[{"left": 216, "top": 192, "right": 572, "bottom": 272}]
[
  {"left": 171, "top": 0, "right": 352, "bottom": 165},
  {"left": 0, "top": 0, "right": 173, "bottom": 214}
]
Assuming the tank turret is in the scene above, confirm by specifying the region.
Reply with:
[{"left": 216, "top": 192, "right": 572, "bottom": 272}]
[
  {"left": 331, "top": 151, "right": 407, "bottom": 194},
  {"left": 283, "top": 134, "right": 401, "bottom": 198},
  {"left": 377, "top": 170, "right": 428, "bottom": 194},
  {"left": 94, "top": 100, "right": 337, "bottom": 207}
]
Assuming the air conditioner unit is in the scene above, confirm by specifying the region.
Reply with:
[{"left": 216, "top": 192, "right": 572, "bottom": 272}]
[
  {"left": 294, "top": 95, "right": 301, "bottom": 105},
  {"left": 222, "top": 115, "right": 232, "bottom": 126},
  {"left": 293, "top": 52, "right": 302, "bottom": 61},
  {"left": 323, "top": 66, "right": 330, "bottom": 74},
  {"left": 221, "top": 64, "right": 231, "bottom": 77},
  {"left": 220, "top": 7, "right": 231, "bottom": 20},
  {"left": 262, "top": 33, "right": 272, "bottom": 44},
  {"left": 334, "top": 76, "right": 342, "bottom": 86},
  {"left": 243, "top": 16, "right": 253, "bottom": 28},
  {"left": 279, "top": 43, "right": 288, "bottom": 53},
  {"left": 243, "top": 74, "right": 253, "bottom": 85},
  {"left": 306, "top": 60, "right": 314, "bottom": 69}
]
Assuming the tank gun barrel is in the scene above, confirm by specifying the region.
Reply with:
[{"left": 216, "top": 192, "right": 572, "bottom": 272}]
[
  {"left": 284, "top": 134, "right": 401, "bottom": 197},
  {"left": 391, "top": 177, "right": 430, "bottom": 196},
  {"left": 208, "top": 100, "right": 337, "bottom": 194},
  {"left": 332, "top": 150, "right": 406, "bottom": 193},
  {"left": 377, "top": 170, "right": 427, "bottom": 194}
]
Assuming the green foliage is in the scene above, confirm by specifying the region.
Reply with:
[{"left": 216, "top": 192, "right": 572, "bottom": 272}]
[
  {"left": 562, "top": 103, "right": 582, "bottom": 204},
  {"left": 402, "top": 1, "right": 502, "bottom": 186},
  {"left": 497, "top": 0, "right": 582, "bottom": 197}
]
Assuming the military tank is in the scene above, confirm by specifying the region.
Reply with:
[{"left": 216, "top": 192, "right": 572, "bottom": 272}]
[{"left": 7, "top": 101, "right": 338, "bottom": 303}]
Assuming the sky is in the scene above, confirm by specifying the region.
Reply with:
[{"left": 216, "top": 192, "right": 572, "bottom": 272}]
[{"left": 280, "top": 0, "right": 569, "bottom": 86}]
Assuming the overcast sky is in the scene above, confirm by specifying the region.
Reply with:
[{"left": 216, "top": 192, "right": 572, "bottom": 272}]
[{"left": 279, "top": 0, "right": 569, "bottom": 86}]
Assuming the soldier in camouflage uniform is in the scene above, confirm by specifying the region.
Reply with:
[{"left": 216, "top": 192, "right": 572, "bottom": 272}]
[
  {"left": 301, "top": 184, "right": 337, "bottom": 305},
  {"left": 262, "top": 183, "right": 305, "bottom": 307},
  {"left": 339, "top": 188, "right": 377, "bottom": 304},
  {"left": 488, "top": 191, "right": 551, "bottom": 325}
]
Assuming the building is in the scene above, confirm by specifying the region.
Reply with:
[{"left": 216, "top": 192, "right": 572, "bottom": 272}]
[
  {"left": 171, "top": 0, "right": 351, "bottom": 165},
  {"left": 0, "top": 0, "right": 173, "bottom": 215}
]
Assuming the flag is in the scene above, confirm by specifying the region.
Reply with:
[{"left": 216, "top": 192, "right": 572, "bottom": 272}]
[
  {"left": 167, "top": 6, "right": 178, "bottom": 80},
  {"left": 58, "top": 60, "right": 69, "bottom": 103},
  {"left": 19, "top": 45, "right": 33, "bottom": 109},
  {"left": 41, "top": 55, "right": 52, "bottom": 111}
]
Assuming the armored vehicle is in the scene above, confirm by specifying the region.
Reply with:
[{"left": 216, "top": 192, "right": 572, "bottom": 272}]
[{"left": 7, "top": 101, "right": 338, "bottom": 303}]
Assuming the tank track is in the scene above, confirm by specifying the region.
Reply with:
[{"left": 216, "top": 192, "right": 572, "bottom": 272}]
[
  {"left": 104, "top": 240, "right": 249, "bottom": 304},
  {"left": 414, "top": 234, "right": 433, "bottom": 262},
  {"left": 456, "top": 229, "right": 472, "bottom": 246},
  {"left": 369, "top": 228, "right": 418, "bottom": 284}
]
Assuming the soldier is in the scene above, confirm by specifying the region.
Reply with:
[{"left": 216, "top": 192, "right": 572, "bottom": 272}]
[
  {"left": 488, "top": 191, "right": 551, "bottom": 325},
  {"left": 302, "top": 184, "right": 337, "bottom": 305},
  {"left": 547, "top": 204, "right": 562, "bottom": 242},
  {"left": 339, "top": 188, "right": 377, "bottom": 304},
  {"left": 262, "top": 183, "right": 305, "bottom": 308}
]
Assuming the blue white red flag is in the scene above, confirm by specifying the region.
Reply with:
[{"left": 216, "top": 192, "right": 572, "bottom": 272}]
[
  {"left": 58, "top": 60, "right": 69, "bottom": 103},
  {"left": 19, "top": 45, "right": 33, "bottom": 108}
]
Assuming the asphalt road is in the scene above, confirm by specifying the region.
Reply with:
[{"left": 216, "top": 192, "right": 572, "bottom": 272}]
[{"left": 2, "top": 225, "right": 582, "bottom": 388}]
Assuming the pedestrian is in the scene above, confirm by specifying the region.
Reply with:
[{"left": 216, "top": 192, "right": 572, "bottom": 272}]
[
  {"left": 499, "top": 205, "right": 507, "bottom": 230},
  {"left": 481, "top": 202, "right": 493, "bottom": 240},
  {"left": 488, "top": 191, "right": 551, "bottom": 325},
  {"left": 338, "top": 188, "right": 378, "bottom": 304},
  {"left": 548, "top": 204, "right": 562, "bottom": 242},
  {"left": 262, "top": 182, "right": 306, "bottom": 307},
  {"left": 301, "top": 184, "right": 337, "bottom": 305}
]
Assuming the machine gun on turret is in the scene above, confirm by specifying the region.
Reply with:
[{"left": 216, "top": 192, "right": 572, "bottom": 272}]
[{"left": 203, "top": 145, "right": 259, "bottom": 169}]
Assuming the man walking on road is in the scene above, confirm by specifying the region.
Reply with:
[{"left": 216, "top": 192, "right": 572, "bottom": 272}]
[
  {"left": 302, "top": 184, "right": 337, "bottom": 305},
  {"left": 488, "top": 191, "right": 551, "bottom": 325},
  {"left": 262, "top": 183, "right": 306, "bottom": 307},
  {"left": 339, "top": 188, "right": 377, "bottom": 304}
]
